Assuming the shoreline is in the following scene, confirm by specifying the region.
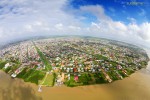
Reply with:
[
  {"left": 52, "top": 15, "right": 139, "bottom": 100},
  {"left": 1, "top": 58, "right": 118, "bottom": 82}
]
[
  {"left": 1, "top": 48, "right": 150, "bottom": 100},
  {"left": 143, "top": 48, "right": 150, "bottom": 69},
  {"left": 1, "top": 48, "right": 150, "bottom": 88}
]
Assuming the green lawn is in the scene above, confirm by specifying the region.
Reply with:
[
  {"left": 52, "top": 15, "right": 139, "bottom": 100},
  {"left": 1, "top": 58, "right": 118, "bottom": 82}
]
[{"left": 40, "top": 73, "right": 55, "bottom": 86}]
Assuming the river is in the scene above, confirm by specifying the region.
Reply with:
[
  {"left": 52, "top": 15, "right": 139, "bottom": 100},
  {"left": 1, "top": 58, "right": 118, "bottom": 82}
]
[{"left": 0, "top": 49, "right": 150, "bottom": 100}]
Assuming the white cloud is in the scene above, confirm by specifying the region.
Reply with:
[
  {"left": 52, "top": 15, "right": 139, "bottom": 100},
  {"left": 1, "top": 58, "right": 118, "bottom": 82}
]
[
  {"left": 127, "top": 17, "right": 136, "bottom": 24},
  {"left": 77, "top": 5, "right": 150, "bottom": 47},
  {"left": 80, "top": 5, "right": 111, "bottom": 21},
  {"left": 68, "top": 25, "right": 81, "bottom": 30},
  {"left": 55, "top": 23, "right": 63, "bottom": 30},
  {"left": 0, "top": 0, "right": 149, "bottom": 48},
  {"left": 138, "top": 23, "right": 150, "bottom": 40},
  {"left": 0, "top": 0, "right": 83, "bottom": 43}
]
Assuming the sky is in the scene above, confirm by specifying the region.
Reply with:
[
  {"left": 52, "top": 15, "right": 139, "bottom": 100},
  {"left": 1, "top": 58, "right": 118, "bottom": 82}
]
[{"left": 0, "top": 0, "right": 150, "bottom": 48}]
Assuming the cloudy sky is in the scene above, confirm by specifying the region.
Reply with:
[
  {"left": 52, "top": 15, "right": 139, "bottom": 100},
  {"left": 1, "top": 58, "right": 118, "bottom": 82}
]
[{"left": 0, "top": 0, "right": 150, "bottom": 48}]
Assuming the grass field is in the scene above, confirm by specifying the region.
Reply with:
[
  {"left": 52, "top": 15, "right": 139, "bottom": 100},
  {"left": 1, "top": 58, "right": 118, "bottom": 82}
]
[
  {"left": 40, "top": 73, "right": 54, "bottom": 86},
  {"left": 17, "top": 68, "right": 46, "bottom": 85}
]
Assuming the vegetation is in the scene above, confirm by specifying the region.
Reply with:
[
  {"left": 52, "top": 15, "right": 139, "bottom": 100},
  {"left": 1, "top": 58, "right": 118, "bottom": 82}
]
[
  {"left": 3, "top": 67, "right": 11, "bottom": 73},
  {"left": 0, "top": 37, "right": 149, "bottom": 87},
  {"left": 94, "top": 54, "right": 108, "bottom": 60},
  {"left": 41, "top": 73, "right": 54, "bottom": 86},
  {"left": 26, "top": 70, "right": 45, "bottom": 84},
  {"left": 33, "top": 42, "right": 52, "bottom": 71},
  {"left": 107, "top": 71, "right": 119, "bottom": 80},
  {"left": 52, "top": 73, "right": 56, "bottom": 86},
  {"left": 93, "top": 73, "right": 107, "bottom": 83},
  {"left": 65, "top": 75, "right": 82, "bottom": 87},
  {"left": 65, "top": 72, "right": 108, "bottom": 87},
  {"left": 17, "top": 68, "right": 46, "bottom": 85},
  {"left": 0, "top": 61, "right": 6, "bottom": 69},
  {"left": 17, "top": 68, "right": 28, "bottom": 78}
]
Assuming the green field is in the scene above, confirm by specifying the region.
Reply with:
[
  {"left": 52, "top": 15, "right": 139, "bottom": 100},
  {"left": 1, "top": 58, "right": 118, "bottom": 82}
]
[
  {"left": 64, "top": 72, "right": 108, "bottom": 87},
  {"left": 40, "top": 73, "right": 55, "bottom": 86},
  {"left": 17, "top": 68, "right": 46, "bottom": 85}
]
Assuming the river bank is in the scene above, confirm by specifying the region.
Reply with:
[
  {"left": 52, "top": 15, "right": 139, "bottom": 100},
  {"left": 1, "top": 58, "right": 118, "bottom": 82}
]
[{"left": 0, "top": 49, "right": 150, "bottom": 100}]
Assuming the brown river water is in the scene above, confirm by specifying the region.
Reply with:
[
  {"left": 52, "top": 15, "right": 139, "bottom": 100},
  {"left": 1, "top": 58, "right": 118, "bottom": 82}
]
[{"left": 0, "top": 49, "right": 150, "bottom": 100}]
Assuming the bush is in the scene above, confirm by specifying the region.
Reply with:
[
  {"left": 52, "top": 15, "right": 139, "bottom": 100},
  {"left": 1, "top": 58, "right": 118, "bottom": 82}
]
[
  {"left": 93, "top": 73, "right": 107, "bottom": 84},
  {"left": 17, "top": 68, "right": 27, "bottom": 78},
  {"left": 0, "top": 61, "right": 7, "bottom": 69}
]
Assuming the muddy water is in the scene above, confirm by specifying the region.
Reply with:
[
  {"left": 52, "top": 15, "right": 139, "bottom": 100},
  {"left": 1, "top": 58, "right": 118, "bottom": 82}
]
[{"left": 0, "top": 50, "right": 150, "bottom": 100}]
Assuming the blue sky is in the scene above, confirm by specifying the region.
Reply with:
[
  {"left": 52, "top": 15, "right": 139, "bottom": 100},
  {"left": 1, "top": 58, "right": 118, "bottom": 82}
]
[
  {"left": 70, "top": 0, "right": 150, "bottom": 24},
  {"left": 0, "top": 0, "right": 150, "bottom": 48}
]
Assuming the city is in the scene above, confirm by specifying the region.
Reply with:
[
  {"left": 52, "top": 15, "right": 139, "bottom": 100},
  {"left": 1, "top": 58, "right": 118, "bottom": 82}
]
[{"left": 0, "top": 37, "right": 149, "bottom": 87}]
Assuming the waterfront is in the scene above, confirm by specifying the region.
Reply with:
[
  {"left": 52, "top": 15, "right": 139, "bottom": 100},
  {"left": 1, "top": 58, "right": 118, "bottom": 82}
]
[
  {"left": 0, "top": 49, "right": 150, "bottom": 100},
  {"left": 1, "top": 37, "right": 148, "bottom": 87}
]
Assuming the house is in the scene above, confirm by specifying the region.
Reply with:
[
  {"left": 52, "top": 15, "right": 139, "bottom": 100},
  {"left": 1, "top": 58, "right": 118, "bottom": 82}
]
[
  {"left": 73, "top": 67, "right": 77, "bottom": 72},
  {"left": 67, "top": 68, "right": 70, "bottom": 73},
  {"left": 11, "top": 73, "right": 17, "bottom": 78},
  {"left": 4, "top": 63, "right": 10, "bottom": 69},
  {"left": 74, "top": 75, "right": 78, "bottom": 82},
  {"left": 67, "top": 74, "right": 70, "bottom": 80}
]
